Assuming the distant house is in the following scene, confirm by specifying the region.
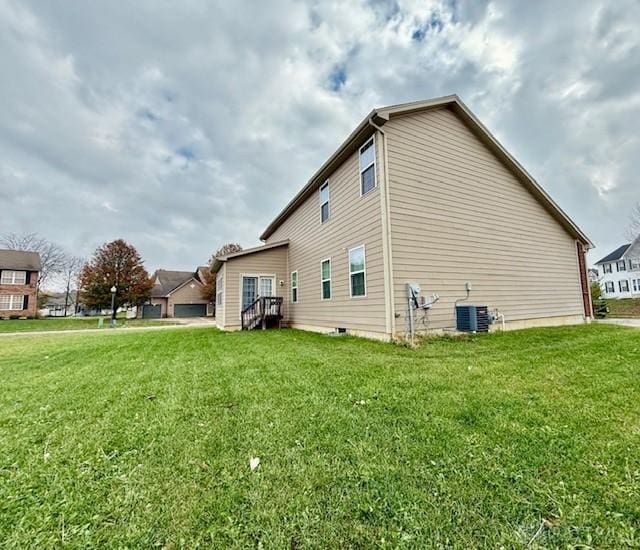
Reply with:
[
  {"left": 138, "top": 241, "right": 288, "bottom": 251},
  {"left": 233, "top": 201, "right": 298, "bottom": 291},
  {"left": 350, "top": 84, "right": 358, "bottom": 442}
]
[
  {"left": 212, "top": 95, "right": 593, "bottom": 340},
  {"left": 0, "top": 249, "right": 41, "bottom": 318},
  {"left": 595, "top": 236, "right": 640, "bottom": 298},
  {"left": 140, "top": 269, "right": 211, "bottom": 318},
  {"left": 40, "top": 291, "right": 77, "bottom": 317}
]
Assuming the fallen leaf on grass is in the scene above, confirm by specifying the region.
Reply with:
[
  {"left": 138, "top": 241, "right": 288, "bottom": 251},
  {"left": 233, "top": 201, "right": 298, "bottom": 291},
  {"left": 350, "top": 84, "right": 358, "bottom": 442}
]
[{"left": 249, "top": 457, "right": 260, "bottom": 471}]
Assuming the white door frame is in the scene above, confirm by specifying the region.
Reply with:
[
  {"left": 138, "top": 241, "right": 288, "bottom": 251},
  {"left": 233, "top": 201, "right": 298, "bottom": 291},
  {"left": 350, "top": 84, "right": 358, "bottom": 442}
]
[{"left": 239, "top": 273, "right": 276, "bottom": 316}]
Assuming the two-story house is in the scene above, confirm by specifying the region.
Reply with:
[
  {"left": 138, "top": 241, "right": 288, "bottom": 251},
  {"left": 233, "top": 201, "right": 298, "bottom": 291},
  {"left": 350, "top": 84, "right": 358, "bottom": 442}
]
[
  {"left": 0, "top": 249, "right": 41, "bottom": 318},
  {"left": 212, "top": 95, "right": 593, "bottom": 340},
  {"left": 595, "top": 236, "right": 640, "bottom": 298}
]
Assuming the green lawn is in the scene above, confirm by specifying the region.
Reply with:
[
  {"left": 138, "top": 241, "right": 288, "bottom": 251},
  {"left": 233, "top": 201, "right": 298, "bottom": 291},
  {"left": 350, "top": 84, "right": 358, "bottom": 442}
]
[
  {"left": 0, "top": 325, "right": 638, "bottom": 547},
  {"left": 0, "top": 316, "right": 175, "bottom": 333},
  {"left": 608, "top": 297, "right": 640, "bottom": 318}
]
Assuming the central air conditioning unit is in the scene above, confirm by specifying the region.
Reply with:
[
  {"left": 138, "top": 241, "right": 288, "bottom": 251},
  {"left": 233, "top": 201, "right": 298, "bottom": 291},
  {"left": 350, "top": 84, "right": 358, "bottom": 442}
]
[{"left": 455, "top": 304, "right": 490, "bottom": 333}]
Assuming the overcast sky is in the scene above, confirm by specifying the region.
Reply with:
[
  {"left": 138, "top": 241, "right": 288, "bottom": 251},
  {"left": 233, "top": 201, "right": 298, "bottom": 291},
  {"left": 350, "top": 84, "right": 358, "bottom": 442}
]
[{"left": 1, "top": 0, "right": 638, "bottom": 276}]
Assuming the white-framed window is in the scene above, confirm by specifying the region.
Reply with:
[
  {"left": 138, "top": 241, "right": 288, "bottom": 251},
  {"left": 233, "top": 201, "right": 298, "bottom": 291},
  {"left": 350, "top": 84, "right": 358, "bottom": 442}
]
[
  {"left": 348, "top": 245, "right": 366, "bottom": 298},
  {"left": 633, "top": 279, "right": 639, "bottom": 292},
  {"left": 604, "top": 281, "right": 615, "bottom": 293},
  {"left": 320, "top": 181, "right": 330, "bottom": 223},
  {"left": 291, "top": 271, "right": 298, "bottom": 303},
  {"left": 0, "top": 295, "right": 24, "bottom": 310},
  {"left": 321, "top": 258, "right": 331, "bottom": 300},
  {"left": 617, "top": 260, "right": 626, "bottom": 272},
  {"left": 216, "top": 272, "right": 223, "bottom": 306},
  {"left": 259, "top": 277, "right": 273, "bottom": 297},
  {"left": 619, "top": 280, "right": 630, "bottom": 292},
  {"left": 602, "top": 263, "right": 613, "bottom": 274},
  {"left": 359, "top": 137, "right": 376, "bottom": 195},
  {"left": 0, "top": 270, "right": 26, "bottom": 285},
  {"left": 630, "top": 258, "right": 640, "bottom": 271}
]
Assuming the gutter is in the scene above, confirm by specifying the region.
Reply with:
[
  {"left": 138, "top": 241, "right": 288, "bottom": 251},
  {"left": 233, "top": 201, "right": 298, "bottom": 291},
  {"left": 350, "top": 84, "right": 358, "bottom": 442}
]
[
  {"left": 260, "top": 113, "right": 379, "bottom": 241},
  {"left": 367, "top": 116, "right": 396, "bottom": 338}
]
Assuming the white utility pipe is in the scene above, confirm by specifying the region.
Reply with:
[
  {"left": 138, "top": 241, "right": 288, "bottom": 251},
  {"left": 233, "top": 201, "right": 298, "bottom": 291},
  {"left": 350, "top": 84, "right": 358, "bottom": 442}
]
[{"left": 495, "top": 311, "right": 506, "bottom": 331}]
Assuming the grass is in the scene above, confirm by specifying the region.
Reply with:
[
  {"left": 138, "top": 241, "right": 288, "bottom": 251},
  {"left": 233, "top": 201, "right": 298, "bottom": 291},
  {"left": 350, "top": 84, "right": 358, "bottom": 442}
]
[
  {"left": 0, "top": 325, "right": 638, "bottom": 547},
  {"left": 0, "top": 316, "right": 176, "bottom": 333},
  {"left": 607, "top": 297, "right": 640, "bottom": 318}
]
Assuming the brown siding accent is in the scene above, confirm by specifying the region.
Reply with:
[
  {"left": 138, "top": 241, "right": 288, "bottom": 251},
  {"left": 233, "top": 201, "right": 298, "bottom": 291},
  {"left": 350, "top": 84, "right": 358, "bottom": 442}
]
[
  {"left": 385, "top": 107, "right": 585, "bottom": 333},
  {"left": 265, "top": 136, "right": 387, "bottom": 336},
  {"left": 576, "top": 241, "right": 591, "bottom": 317}
]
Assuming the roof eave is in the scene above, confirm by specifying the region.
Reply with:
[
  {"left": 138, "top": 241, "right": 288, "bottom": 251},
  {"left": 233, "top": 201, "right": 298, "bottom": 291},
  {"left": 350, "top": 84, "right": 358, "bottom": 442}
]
[
  {"left": 212, "top": 240, "right": 290, "bottom": 272},
  {"left": 211, "top": 258, "right": 224, "bottom": 273},
  {"left": 259, "top": 94, "right": 592, "bottom": 248},
  {"left": 259, "top": 112, "right": 383, "bottom": 241},
  {"left": 446, "top": 98, "right": 593, "bottom": 248}
]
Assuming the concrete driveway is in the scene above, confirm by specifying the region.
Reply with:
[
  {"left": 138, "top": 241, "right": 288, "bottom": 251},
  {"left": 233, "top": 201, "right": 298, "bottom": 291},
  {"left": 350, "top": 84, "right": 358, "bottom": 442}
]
[{"left": 596, "top": 318, "right": 640, "bottom": 328}]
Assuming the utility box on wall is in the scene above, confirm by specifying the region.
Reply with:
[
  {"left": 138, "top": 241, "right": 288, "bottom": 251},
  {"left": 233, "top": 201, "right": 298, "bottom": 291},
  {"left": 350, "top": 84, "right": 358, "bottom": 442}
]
[{"left": 455, "top": 304, "right": 490, "bottom": 333}]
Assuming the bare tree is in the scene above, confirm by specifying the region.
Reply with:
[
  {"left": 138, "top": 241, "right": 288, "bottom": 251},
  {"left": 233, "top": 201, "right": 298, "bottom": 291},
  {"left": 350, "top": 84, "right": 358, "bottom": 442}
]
[
  {"left": 0, "top": 232, "right": 66, "bottom": 288},
  {"left": 625, "top": 202, "right": 640, "bottom": 241},
  {"left": 61, "top": 255, "right": 85, "bottom": 316},
  {"left": 214, "top": 242, "right": 243, "bottom": 259}
]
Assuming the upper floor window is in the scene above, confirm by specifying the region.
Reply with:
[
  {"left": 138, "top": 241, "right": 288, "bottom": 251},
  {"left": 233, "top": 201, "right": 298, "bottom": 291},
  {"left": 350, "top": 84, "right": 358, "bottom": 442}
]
[
  {"left": 321, "top": 259, "right": 331, "bottom": 300},
  {"left": 359, "top": 138, "right": 376, "bottom": 195},
  {"left": 320, "top": 181, "right": 330, "bottom": 223},
  {"left": 349, "top": 245, "right": 366, "bottom": 297},
  {"left": 291, "top": 271, "right": 298, "bottom": 303},
  {"left": 630, "top": 258, "right": 640, "bottom": 271},
  {"left": 617, "top": 260, "right": 626, "bottom": 272},
  {"left": 602, "top": 263, "right": 612, "bottom": 274},
  {"left": 0, "top": 270, "right": 26, "bottom": 285}
]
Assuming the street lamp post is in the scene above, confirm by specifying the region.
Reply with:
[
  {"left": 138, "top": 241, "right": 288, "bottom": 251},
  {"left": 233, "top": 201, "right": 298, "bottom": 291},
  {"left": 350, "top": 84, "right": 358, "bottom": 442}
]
[{"left": 110, "top": 285, "right": 117, "bottom": 328}]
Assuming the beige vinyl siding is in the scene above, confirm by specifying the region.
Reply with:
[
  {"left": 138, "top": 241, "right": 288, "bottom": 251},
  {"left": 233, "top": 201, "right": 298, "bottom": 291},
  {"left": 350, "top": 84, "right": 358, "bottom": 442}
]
[
  {"left": 220, "top": 246, "right": 288, "bottom": 329},
  {"left": 385, "top": 106, "right": 584, "bottom": 333},
  {"left": 266, "top": 136, "right": 387, "bottom": 335},
  {"left": 149, "top": 297, "right": 168, "bottom": 317},
  {"left": 167, "top": 279, "right": 208, "bottom": 316}
]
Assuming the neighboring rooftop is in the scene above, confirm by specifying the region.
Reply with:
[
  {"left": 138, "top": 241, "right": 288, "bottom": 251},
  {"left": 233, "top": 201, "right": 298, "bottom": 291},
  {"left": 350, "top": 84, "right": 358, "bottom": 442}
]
[
  {"left": 595, "top": 244, "right": 631, "bottom": 265},
  {"left": 42, "top": 291, "right": 77, "bottom": 306},
  {"left": 0, "top": 249, "right": 42, "bottom": 271},
  {"left": 151, "top": 270, "right": 198, "bottom": 297}
]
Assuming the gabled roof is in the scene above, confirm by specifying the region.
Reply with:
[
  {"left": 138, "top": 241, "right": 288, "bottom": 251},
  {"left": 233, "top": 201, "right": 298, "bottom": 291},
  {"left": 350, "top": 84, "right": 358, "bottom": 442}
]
[
  {"left": 151, "top": 269, "right": 200, "bottom": 297},
  {"left": 595, "top": 244, "right": 631, "bottom": 264},
  {"left": 259, "top": 94, "right": 592, "bottom": 248},
  {"left": 0, "top": 249, "right": 42, "bottom": 271},
  {"left": 42, "top": 291, "right": 77, "bottom": 306},
  {"left": 211, "top": 240, "right": 289, "bottom": 272}
]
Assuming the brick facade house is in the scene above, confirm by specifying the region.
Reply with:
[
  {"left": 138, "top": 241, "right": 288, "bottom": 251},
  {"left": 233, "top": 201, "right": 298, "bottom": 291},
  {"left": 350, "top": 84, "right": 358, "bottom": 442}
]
[{"left": 0, "top": 249, "right": 41, "bottom": 318}]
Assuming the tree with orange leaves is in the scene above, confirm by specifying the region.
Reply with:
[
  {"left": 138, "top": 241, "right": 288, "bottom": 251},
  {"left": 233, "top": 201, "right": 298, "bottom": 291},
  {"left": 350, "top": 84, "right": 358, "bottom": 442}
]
[{"left": 80, "top": 239, "right": 153, "bottom": 310}]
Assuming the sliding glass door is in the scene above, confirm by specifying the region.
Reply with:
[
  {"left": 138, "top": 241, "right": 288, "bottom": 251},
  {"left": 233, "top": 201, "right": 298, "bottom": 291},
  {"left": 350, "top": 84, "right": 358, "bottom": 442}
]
[{"left": 242, "top": 275, "right": 275, "bottom": 309}]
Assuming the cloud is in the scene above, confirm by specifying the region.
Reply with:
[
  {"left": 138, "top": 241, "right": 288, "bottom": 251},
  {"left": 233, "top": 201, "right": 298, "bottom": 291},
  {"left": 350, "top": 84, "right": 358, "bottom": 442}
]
[{"left": 0, "top": 0, "right": 638, "bottom": 278}]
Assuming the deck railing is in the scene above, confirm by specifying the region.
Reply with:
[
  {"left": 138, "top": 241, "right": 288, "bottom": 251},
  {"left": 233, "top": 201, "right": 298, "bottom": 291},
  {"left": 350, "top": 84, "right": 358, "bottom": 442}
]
[{"left": 241, "top": 296, "right": 283, "bottom": 330}]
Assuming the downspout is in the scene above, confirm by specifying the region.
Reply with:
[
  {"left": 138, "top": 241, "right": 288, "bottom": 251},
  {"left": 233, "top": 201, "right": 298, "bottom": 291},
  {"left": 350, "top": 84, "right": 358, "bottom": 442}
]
[{"left": 368, "top": 116, "right": 396, "bottom": 339}]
